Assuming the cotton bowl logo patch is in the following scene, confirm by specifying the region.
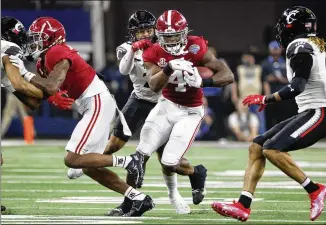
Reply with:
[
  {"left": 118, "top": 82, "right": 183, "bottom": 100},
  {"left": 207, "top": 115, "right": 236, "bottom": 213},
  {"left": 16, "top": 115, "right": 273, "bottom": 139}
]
[
  {"left": 189, "top": 44, "right": 200, "bottom": 54},
  {"left": 158, "top": 58, "right": 167, "bottom": 67}
]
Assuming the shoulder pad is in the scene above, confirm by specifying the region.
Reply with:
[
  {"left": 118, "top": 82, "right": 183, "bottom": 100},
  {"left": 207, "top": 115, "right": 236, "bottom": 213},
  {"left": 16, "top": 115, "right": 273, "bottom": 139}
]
[
  {"left": 1, "top": 40, "right": 23, "bottom": 58},
  {"left": 116, "top": 42, "right": 131, "bottom": 60},
  {"left": 286, "top": 40, "right": 314, "bottom": 59}
]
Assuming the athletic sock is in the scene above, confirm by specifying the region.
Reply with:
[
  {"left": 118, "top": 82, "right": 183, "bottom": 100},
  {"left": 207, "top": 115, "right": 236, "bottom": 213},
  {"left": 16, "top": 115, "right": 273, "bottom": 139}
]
[
  {"left": 112, "top": 156, "right": 132, "bottom": 168},
  {"left": 124, "top": 186, "right": 146, "bottom": 201},
  {"left": 238, "top": 191, "right": 253, "bottom": 209},
  {"left": 301, "top": 177, "right": 320, "bottom": 194}
]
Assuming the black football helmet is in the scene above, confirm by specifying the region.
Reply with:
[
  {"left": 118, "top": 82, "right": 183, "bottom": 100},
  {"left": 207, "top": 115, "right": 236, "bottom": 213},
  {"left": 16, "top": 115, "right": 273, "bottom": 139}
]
[
  {"left": 275, "top": 6, "right": 317, "bottom": 49},
  {"left": 1, "top": 16, "right": 27, "bottom": 49},
  {"left": 128, "top": 10, "right": 156, "bottom": 42}
]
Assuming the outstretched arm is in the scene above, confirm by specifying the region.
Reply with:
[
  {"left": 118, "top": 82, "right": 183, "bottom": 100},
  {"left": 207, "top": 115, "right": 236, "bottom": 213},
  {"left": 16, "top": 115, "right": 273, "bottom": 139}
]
[
  {"left": 201, "top": 50, "right": 234, "bottom": 87},
  {"left": 264, "top": 53, "right": 311, "bottom": 103},
  {"left": 242, "top": 53, "right": 312, "bottom": 112}
]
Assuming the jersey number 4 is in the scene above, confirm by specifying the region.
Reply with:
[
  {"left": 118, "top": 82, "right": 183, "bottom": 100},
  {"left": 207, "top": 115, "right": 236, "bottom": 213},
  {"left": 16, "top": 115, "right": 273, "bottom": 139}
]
[{"left": 170, "top": 71, "right": 187, "bottom": 92}]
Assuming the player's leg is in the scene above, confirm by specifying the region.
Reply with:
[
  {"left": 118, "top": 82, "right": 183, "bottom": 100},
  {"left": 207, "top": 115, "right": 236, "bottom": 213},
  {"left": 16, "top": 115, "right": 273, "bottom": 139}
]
[
  {"left": 161, "top": 109, "right": 207, "bottom": 205},
  {"left": 154, "top": 145, "right": 191, "bottom": 214},
  {"left": 64, "top": 93, "right": 144, "bottom": 187},
  {"left": 212, "top": 115, "right": 297, "bottom": 221},
  {"left": 262, "top": 108, "right": 326, "bottom": 221},
  {"left": 106, "top": 96, "right": 157, "bottom": 216}
]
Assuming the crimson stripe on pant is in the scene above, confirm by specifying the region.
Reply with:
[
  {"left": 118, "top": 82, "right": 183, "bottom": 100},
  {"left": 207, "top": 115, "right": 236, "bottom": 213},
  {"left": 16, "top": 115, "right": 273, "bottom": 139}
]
[{"left": 75, "top": 94, "right": 101, "bottom": 154}]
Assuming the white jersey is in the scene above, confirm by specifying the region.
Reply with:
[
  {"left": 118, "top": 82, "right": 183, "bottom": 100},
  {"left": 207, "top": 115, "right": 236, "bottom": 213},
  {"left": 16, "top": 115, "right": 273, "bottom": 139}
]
[
  {"left": 116, "top": 42, "right": 160, "bottom": 103},
  {"left": 286, "top": 38, "right": 326, "bottom": 113},
  {"left": 1, "top": 40, "right": 24, "bottom": 92}
]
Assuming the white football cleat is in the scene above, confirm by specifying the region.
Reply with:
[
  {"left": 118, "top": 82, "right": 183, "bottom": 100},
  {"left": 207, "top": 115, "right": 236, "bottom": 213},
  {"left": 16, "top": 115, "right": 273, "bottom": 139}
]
[
  {"left": 169, "top": 191, "right": 191, "bottom": 214},
  {"left": 67, "top": 168, "right": 84, "bottom": 179}
]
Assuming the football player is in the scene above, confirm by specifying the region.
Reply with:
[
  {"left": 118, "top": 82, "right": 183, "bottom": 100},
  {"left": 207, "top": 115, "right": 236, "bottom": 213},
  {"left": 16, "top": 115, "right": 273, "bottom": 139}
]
[
  {"left": 12, "top": 17, "right": 154, "bottom": 216},
  {"left": 212, "top": 6, "right": 326, "bottom": 222},
  {"left": 132, "top": 9, "right": 233, "bottom": 211},
  {"left": 68, "top": 10, "right": 193, "bottom": 215},
  {"left": 1, "top": 16, "right": 74, "bottom": 212}
]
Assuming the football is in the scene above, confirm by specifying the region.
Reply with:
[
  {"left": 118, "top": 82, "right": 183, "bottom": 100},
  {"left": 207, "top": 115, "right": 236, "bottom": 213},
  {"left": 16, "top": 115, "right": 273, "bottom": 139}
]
[{"left": 195, "top": 66, "right": 214, "bottom": 79}]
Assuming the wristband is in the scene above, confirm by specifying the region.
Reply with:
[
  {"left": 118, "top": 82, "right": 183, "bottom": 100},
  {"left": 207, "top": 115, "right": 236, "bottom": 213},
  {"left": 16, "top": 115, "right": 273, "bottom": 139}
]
[
  {"left": 202, "top": 78, "right": 214, "bottom": 87},
  {"left": 264, "top": 95, "right": 276, "bottom": 103},
  {"left": 163, "top": 64, "right": 174, "bottom": 76},
  {"left": 23, "top": 72, "right": 36, "bottom": 82}
]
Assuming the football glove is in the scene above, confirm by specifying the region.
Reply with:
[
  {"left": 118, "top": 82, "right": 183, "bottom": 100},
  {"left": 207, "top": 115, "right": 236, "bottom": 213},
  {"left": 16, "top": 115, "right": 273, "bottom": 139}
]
[
  {"left": 132, "top": 39, "right": 152, "bottom": 52},
  {"left": 184, "top": 67, "right": 202, "bottom": 88},
  {"left": 242, "top": 94, "right": 267, "bottom": 112},
  {"left": 47, "top": 90, "right": 75, "bottom": 110},
  {"left": 9, "top": 55, "right": 28, "bottom": 76},
  {"left": 168, "top": 58, "right": 194, "bottom": 74}
]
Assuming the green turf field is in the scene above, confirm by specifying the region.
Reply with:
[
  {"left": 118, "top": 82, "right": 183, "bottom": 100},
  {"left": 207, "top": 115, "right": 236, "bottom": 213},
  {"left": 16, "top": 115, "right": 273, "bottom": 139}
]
[{"left": 1, "top": 145, "right": 326, "bottom": 224}]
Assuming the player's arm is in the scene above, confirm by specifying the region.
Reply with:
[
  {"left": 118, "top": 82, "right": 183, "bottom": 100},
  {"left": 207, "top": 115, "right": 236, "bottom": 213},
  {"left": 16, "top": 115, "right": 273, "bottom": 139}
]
[
  {"left": 117, "top": 45, "right": 135, "bottom": 75},
  {"left": 264, "top": 53, "right": 311, "bottom": 103},
  {"left": 13, "top": 92, "right": 41, "bottom": 111},
  {"left": 30, "top": 59, "right": 70, "bottom": 96},
  {"left": 146, "top": 61, "right": 169, "bottom": 93},
  {"left": 201, "top": 50, "right": 234, "bottom": 87},
  {"left": 2, "top": 56, "right": 43, "bottom": 99}
]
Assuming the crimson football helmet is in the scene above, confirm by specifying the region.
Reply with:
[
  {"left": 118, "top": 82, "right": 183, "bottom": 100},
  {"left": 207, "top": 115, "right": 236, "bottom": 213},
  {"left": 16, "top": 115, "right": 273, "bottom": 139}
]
[
  {"left": 27, "top": 17, "right": 66, "bottom": 59},
  {"left": 156, "top": 10, "right": 189, "bottom": 56}
]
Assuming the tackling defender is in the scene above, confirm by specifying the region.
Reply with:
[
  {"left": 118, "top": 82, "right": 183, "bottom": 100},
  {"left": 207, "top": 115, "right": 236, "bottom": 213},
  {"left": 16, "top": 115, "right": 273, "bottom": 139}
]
[
  {"left": 212, "top": 6, "right": 326, "bottom": 222},
  {"left": 13, "top": 16, "right": 154, "bottom": 216},
  {"left": 1, "top": 16, "right": 74, "bottom": 212}
]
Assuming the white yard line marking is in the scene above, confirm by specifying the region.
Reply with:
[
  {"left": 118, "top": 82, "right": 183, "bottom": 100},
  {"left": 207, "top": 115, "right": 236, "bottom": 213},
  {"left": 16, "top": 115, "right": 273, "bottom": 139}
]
[
  {"left": 214, "top": 170, "right": 326, "bottom": 177},
  {"left": 1, "top": 180, "right": 309, "bottom": 189},
  {"left": 6, "top": 206, "right": 313, "bottom": 213},
  {"left": 2, "top": 215, "right": 326, "bottom": 224},
  {"left": 1, "top": 189, "right": 308, "bottom": 194}
]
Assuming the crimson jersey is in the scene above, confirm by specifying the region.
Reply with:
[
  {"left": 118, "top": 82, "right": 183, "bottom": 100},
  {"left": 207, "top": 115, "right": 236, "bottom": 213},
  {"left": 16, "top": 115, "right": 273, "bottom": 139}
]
[
  {"left": 37, "top": 44, "right": 96, "bottom": 100},
  {"left": 143, "top": 36, "right": 208, "bottom": 107}
]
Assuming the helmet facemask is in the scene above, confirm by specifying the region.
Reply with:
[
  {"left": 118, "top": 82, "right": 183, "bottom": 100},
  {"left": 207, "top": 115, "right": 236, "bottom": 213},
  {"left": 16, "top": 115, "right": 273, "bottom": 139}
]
[
  {"left": 26, "top": 31, "right": 47, "bottom": 60},
  {"left": 156, "top": 27, "right": 188, "bottom": 56}
]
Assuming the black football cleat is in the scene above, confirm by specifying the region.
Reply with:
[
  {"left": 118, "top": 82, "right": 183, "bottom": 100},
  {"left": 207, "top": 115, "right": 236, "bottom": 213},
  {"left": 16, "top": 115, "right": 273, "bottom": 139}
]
[
  {"left": 1, "top": 205, "right": 6, "bottom": 212},
  {"left": 189, "top": 164, "right": 207, "bottom": 205},
  {"left": 107, "top": 199, "right": 132, "bottom": 216},
  {"left": 125, "top": 152, "right": 145, "bottom": 188},
  {"left": 123, "top": 195, "right": 155, "bottom": 217}
]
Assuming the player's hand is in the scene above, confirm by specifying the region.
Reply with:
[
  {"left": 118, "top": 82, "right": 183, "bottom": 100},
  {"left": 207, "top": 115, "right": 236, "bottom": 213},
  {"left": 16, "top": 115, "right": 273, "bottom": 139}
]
[
  {"left": 131, "top": 39, "right": 152, "bottom": 52},
  {"left": 168, "top": 58, "right": 194, "bottom": 74},
  {"left": 242, "top": 94, "right": 267, "bottom": 112},
  {"left": 9, "top": 55, "right": 28, "bottom": 76},
  {"left": 184, "top": 67, "right": 202, "bottom": 88},
  {"left": 47, "top": 90, "right": 75, "bottom": 110}
]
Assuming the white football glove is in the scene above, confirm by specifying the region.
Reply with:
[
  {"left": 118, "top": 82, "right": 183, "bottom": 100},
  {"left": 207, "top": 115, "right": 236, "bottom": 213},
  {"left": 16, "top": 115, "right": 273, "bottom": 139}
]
[
  {"left": 9, "top": 55, "right": 28, "bottom": 76},
  {"left": 168, "top": 58, "right": 194, "bottom": 74},
  {"left": 184, "top": 67, "right": 202, "bottom": 88}
]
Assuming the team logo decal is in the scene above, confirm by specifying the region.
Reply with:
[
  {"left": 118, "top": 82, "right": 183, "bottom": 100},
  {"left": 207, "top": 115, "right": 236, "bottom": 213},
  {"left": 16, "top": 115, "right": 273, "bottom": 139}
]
[
  {"left": 189, "top": 44, "right": 200, "bottom": 54},
  {"left": 12, "top": 22, "right": 24, "bottom": 34},
  {"left": 286, "top": 10, "right": 299, "bottom": 24},
  {"left": 158, "top": 58, "right": 167, "bottom": 67}
]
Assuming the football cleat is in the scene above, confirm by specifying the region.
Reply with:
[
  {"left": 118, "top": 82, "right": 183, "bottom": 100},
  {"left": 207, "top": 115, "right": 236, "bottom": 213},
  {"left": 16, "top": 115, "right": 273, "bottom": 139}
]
[
  {"left": 169, "top": 191, "right": 191, "bottom": 214},
  {"left": 309, "top": 183, "right": 326, "bottom": 221},
  {"left": 1, "top": 205, "right": 6, "bottom": 212},
  {"left": 67, "top": 168, "right": 84, "bottom": 179},
  {"left": 123, "top": 195, "right": 155, "bottom": 217},
  {"left": 189, "top": 164, "right": 207, "bottom": 205},
  {"left": 107, "top": 200, "right": 133, "bottom": 216},
  {"left": 125, "top": 152, "right": 145, "bottom": 188},
  {"left": 211, "top": 201, "right": 251, "bottom": 222}
]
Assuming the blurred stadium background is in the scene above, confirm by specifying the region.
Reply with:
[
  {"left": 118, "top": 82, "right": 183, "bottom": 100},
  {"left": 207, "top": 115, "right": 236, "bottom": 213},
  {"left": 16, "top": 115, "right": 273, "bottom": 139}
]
[
  {"left": 2, "top": 0, "right": 325, "bottom": 142},
  {"left": 1, "top": 1, "right": 326, "bottom": 224}
]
